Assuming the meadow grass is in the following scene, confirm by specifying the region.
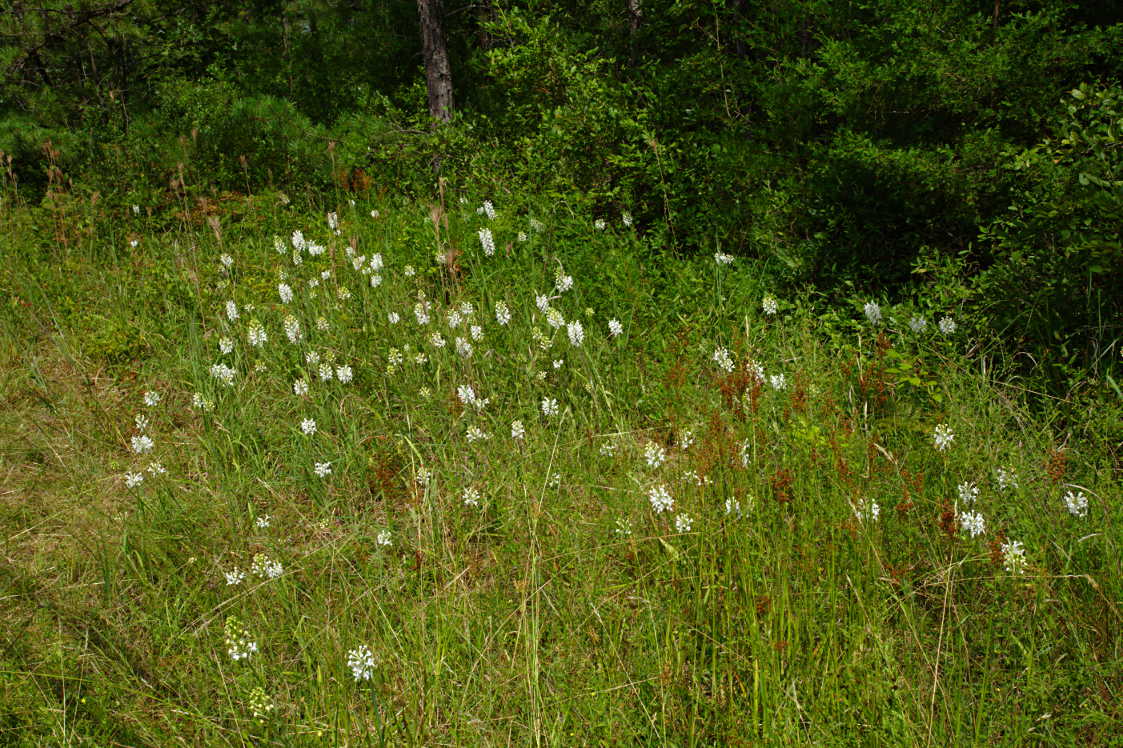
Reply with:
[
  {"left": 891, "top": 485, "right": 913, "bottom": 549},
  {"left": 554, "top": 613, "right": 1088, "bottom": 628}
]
[{"left": 0, "top": 189, "right": 1119, "bottom": 745}]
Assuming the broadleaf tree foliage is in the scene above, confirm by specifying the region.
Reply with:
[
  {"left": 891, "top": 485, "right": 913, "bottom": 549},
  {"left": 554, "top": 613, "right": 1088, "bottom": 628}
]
[{"left": 1, "top": 0, "right": 1120, "bottom": 385}]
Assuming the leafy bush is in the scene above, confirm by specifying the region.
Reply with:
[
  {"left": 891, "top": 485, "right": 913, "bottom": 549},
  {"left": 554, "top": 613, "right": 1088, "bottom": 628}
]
[{"left": 975, "top": 83, "right": 1123, "bottom": 385}]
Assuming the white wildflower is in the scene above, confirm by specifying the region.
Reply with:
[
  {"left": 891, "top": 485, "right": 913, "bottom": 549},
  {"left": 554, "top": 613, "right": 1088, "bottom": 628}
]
[
  {"left": 219, "top": 337, "right": 234, "bottom": 354},
  {"left": 301, "top": 418, "right": 317, "bottom": 436},
  {"left": 567, "top": 320, "right": 584, "bottom": 347},
  {"left": 1063, "top": 489, "right": 1088, "bottom": 518},
  {"left": 251, "top": 552, "right": 283, "bottom": 579},
  {"left": 224, "top": 568, "right": 245, "bottom": 586},
  {"left": 714, "top": 252, "right": 734, "bottom": 266},
  {"left": 959, "top": 510, "right": 986, "bottom": 538},
  {"left": 318, "top": 362, "right": 333, "bottom": 382},
  {"left": 314, "top": 461, "right": 332, "bottom": 478},
  {"left": 674, "top": 513, "right": 693, "bottom": 533},
  {"left": 247, "top": 687, "right": 275, "bottom": 719},
  {"left": 995, "top": 467, "right": 1018, "bottom": 491},
  {"left": 293, "top": 378, "right": 309, "bottom": 396},
  {"left": 933, "top": 424, "right": 954, "bottom": 452},
  {"left": 495, "top": 301, "right": 511, "bottom": 325},
  {"left": 957, "top": 481, "right": 979, "bottom": 504},
  {"left": 908, "top": 316, "right": 927, "bottom": 333},
  {"left": 712, "top": 347, "right": 734, "bottom": 373},
  {"left": 210, "top": 362, "right": 235, "bottom": 385},
  {"left": 1001, "top": 539, "right": 1028, "bottom": 574},
  {"left": 769, "top": 373, "right": 786, "bottom": 390},
  {"left": 462, "top": 487, "right": 480, "bottom": 507},
  {"left": 739, "top": 440, "right": 752, "bottom": 468},
  {"left": 225, "top": 300, "right": 239, "bottom": 321},
  {"left": 648, "top": 484, "right": 674, "bottom": 514},
  {"left": 224, "top": 617, "right": 258, "bottom": 662},
  {"left": 283, "top": 315, "right": 302, "bottom": 344},
  {"left": 247, "top": 321, "right": 267, "bottom": 347},
  {"left": 762, "top": 296, "right": 778, "bottom": 316},
  {"left": 336, "top": 365, "right": 353, "bottom": 383},
  {"left": 255, "top": 515, "right": 271, "bottom": 529},
  {"left": 478, "top": 228, "right": 495, "bottom": 256},
  {"left": 939, "top": 316, "right": 957, "bottom": 335},
  {"left": 278, "top": 283, "right": 293, "bottom": 303},
  {"left": 348, "top": 644, "right": 376, "bottom": 681},
  {"left": 541, "top": 397, "right": 559, "bottom": 418},
  {"left": 608, "top": 319, "right": 624, "bottom": 337},
  {"left": 644, "top": 442, "right": 666, "bottom": 469},
  {"left": 124, "top": 472, "right": 144, "bottom": 488},
  {"left": 852, "top": 498, "right": 880, "bottom": 522},
  {"left": 131, "top": 434, "right": 154, "bottom": 454},
  {"left": 511, "top": 420, "right": 526, "bottom": 440},
  {"left": 864, "top": 301, "right": 882, "bottom": 325}
]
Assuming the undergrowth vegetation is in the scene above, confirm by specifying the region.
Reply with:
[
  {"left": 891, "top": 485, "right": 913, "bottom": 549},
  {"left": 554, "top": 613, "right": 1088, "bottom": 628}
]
[{"left": 1, "top": 191, "right": 1119, "bottom": 744}]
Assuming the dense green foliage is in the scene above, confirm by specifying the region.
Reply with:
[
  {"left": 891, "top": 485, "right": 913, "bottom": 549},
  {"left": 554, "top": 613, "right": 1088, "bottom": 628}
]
[{"left": 1, "top": 1, "right": 1120, "bottom": 385}]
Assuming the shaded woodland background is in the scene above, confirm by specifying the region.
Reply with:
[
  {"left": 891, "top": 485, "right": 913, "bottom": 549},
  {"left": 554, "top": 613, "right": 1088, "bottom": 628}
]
[{"left": 2, "top": 0, "right": 1121, "bottom": 393}]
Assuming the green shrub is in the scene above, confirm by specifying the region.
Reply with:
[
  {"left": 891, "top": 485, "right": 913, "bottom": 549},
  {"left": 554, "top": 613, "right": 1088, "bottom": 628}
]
[{"left": 975, "top": 83, "right": 1123, "bottom": 387}]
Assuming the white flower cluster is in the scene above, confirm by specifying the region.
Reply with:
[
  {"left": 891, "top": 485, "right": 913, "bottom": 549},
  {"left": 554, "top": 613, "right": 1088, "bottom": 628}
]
[
  {"left": 224, "top": 616, "right": 258, "bottom": 662},
  {"left": 1063, "top": 489, "right": 1088, "bottom": 518},
  {"left": 959, "top": 510, "right": 985, "bottom": 538},
  {"left": 1001, "top": 540, "right": 1027, "bottom": 574},
  {"left": 251, "top": 552, "right": 283, "bottom": 579},
  {"left": 852, "top": 498, "right": 880, "bottom": 522},
  {"left": 478, "top": 228, "right": 495, "bottom": 256},
  {"left": 348, "top": 644, "right": 376, "bottom": 681},
  {"left": 864, "top": 302, "right": 882, "bottom": 325},
  {"left": 648, "top": 484, "right": 674, "bottom": 514},
  {"left": 933, "top": 424, "right": 954, "bottom": 452},
  {"left": 712, "top": 347, "right": 734, "bottom": 373}
]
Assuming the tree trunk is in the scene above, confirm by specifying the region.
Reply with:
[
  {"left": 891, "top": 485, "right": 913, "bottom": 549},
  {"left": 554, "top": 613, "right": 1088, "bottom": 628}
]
[{"left": 417, "top": 0, "right": 454, "bottom": 122}]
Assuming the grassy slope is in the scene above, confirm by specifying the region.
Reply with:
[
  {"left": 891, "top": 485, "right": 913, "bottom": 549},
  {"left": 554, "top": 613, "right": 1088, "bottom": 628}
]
[{"left": 0, "top": 190, "right": 1119, "bottom": 745}]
